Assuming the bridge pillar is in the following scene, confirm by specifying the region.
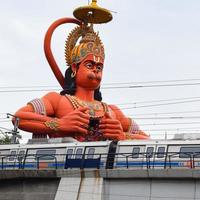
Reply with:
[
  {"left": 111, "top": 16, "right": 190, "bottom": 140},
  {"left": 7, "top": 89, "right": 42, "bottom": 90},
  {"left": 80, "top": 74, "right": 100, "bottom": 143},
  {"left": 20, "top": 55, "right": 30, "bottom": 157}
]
[{"left": 55, "top": 176, "right": 103, "bottom": 200}]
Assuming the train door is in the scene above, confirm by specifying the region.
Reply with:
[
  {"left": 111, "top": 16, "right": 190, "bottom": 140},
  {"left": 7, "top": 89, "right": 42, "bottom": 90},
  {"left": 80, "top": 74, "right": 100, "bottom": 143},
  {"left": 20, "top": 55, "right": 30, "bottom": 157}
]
[
  {"left": 153, "top": 145, "right": 167, "bottom": 169},
  {"left": 82, "top": 146, "right": 101, "bottom": 168},
  {"left": 145, "top": 145, "right": 155, "bottom": 168},
  {"left": 6, "top": 149, "right": 26, "bottom": 169},
  {"left": 130, "top": 145, "right": 146, "bottom": 169},
  {"left": 65, "top": 146, "right": 85, "bottom": 169},
  {"left": 115, "top": 145, "right": 146, "bottom": 169}
]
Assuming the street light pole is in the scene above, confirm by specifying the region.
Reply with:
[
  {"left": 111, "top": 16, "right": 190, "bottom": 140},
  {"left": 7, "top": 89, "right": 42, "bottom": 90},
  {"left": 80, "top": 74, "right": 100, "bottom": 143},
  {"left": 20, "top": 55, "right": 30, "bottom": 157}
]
[{"left": 7, "top": 113, "right": 20, "bottom": 144}]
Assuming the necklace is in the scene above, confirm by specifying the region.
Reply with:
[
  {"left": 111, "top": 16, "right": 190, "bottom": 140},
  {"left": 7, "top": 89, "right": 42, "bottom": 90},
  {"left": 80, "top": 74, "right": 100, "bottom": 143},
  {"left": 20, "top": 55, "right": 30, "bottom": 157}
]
[{"left": 66, "top": 95, "right": 108, "bottom": 118}]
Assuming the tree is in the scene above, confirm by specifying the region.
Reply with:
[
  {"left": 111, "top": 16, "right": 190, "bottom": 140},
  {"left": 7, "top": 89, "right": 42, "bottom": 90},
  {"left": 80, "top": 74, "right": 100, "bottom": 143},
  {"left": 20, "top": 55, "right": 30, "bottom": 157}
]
[
  {"left": 0, "top": 134, "right": 12, "bottom": 144},
  {"left": 0, "top": 129, "right": 21, "bottom": 144}
]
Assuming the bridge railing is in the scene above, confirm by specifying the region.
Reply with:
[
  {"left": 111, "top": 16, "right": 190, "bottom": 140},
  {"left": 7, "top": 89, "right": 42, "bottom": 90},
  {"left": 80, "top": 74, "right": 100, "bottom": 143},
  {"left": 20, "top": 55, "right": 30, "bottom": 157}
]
[{"left": 0, "top": 152, "right": 200, "bottom": 170}]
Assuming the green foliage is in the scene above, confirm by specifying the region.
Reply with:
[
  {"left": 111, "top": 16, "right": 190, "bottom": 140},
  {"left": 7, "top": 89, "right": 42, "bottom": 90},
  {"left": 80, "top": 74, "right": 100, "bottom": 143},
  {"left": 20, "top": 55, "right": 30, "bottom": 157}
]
[
  {"left": 0, "top": 135, "right": 12, "bottom": 144},
  {"left": 0, "top": 132, "right": 21, "bottom": 144}
]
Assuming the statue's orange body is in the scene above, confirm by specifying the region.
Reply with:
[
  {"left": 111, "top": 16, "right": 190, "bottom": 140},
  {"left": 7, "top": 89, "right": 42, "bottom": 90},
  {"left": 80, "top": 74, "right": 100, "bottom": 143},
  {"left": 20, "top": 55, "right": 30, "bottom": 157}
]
[{"left": 14, "top": 18, "right": 149, "bottom": 141}]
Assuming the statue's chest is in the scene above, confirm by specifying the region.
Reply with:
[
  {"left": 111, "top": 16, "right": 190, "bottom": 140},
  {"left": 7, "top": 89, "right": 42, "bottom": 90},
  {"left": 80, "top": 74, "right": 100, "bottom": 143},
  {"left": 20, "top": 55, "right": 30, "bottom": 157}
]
[{"left": 63, "top": 95, "right": 108, "bottom": 118}]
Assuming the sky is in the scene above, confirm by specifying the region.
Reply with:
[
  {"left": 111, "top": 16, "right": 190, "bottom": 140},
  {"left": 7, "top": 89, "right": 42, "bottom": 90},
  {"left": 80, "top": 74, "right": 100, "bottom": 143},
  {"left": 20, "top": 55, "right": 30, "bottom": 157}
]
[{"left": 0, "top": 0, "right": 200, "bottom": 143}]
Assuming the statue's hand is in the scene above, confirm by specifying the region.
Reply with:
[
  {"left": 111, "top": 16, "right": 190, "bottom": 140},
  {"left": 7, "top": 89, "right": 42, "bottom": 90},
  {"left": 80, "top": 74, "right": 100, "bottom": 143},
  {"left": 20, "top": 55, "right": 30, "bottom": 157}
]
[
  {"left": 58, "top": 107, "right": 90, "bottom": 135},
  {"left": 99, "top": 113, "right": 126, "bottom": 140}
]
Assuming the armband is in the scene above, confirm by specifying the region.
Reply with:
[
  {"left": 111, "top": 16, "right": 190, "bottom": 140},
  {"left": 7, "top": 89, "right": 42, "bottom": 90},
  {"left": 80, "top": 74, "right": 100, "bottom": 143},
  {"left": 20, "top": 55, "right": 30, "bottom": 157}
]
[
  {"left": 44, "top": 119, "right": 59, "bottom": 131},
  {"left": 28, "top": 98, "right": 46, "bottom": 115},
  {"left": 127, "top": 118, "right": 140, "bottom": 134},
  {"left": 124, "top": 118, "right": 140, "bottom": 139}
]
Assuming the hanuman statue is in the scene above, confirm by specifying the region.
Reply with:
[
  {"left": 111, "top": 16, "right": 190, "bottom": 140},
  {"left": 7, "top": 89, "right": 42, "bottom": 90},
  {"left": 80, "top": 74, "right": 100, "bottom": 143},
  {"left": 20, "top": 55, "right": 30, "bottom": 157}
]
[{"left": 14, "top": 1, "right": 149, "bottom": 141}]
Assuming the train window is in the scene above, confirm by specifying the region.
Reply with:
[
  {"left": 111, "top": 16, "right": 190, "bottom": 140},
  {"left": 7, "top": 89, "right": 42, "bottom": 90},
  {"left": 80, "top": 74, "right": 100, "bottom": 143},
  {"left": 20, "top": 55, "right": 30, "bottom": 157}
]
[
  {"left": 132, "top": 147, "right": 140, "bottom": 158},
  {"left": 146, "top": 147, "right": 154, "bottom": 158},
  {"left": 157, "top": 147, "right": 165, "bottom": 158},
  {"left": 179, "top": 147, "right": 200, "bottom": 158},
  {"left": 9, "top": 151, "right": 16, "bottom": 161},
  {"left": 18, "top": 150, "right": 25, "bottom": 161},
  {"left": 75, "top": 148, "right": 83, "bottom": 159},
  {"left": 66, "top": 149, "right": 73, "bottom": 159},
  {"left": 36, "top": 149, "right": 56, "bottom": 160},
  {"left": 87, "top": 148, "right": 95, "bottom": 159}
]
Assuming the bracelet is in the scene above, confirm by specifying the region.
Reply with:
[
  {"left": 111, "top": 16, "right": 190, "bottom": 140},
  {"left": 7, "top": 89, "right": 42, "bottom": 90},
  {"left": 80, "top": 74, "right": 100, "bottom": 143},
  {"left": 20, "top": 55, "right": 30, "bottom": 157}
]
[
  {"left": 125, "top": 132, "right": 133, "bottom": 140},
  {"left": 44, "top": 118, "right": 59, "bottom": 131}
]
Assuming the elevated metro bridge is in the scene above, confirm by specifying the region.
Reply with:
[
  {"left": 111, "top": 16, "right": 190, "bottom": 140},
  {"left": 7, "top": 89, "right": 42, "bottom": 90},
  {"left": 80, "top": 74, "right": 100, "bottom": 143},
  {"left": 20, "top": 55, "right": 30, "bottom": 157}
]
[
  {"left": 0, "top": 167, "right": 200, "bottom": 199},
  {"left": 1, "top": 137, "right": 200, "bottom": 199}
]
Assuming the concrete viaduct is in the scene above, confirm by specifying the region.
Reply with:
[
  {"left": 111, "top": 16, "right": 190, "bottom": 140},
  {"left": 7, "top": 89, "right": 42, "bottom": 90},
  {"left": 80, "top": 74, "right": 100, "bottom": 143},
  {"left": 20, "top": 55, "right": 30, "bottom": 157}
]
[{"left": 0, "top": 168, "right": 200, "bottom": 200}]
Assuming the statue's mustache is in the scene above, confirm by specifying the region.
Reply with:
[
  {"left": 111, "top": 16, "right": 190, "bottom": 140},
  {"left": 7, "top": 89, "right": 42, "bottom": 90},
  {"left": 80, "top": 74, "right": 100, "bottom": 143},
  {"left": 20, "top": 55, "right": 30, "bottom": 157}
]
[{"left": 87, "top": 73, "right": 101, "bottom": 81}]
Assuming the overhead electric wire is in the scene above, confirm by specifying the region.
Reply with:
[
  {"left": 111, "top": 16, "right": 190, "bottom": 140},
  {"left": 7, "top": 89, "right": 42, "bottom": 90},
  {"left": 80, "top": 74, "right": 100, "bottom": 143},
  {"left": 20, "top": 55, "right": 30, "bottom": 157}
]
[
  {"left": 132, "top": 116, "right": 200, "bottom": 120},
  {"left": 103, "top": 78, "right": 200, "bottom": 85},
  {"left": 117, "top": 96, "right": 200, "bottom": 106},
  {"left": 3, "top": 110, "right": 200, "bottom": 118},
  {"left": 102, "top": 82, "right": 200, "bottom": 89},
  {"left": 120, "top": 99, "right": 200, "bottom": 110},
  {"left": 0, "top": 82, "right": 200, "bottom": 93},
  {"left": 150, "top": 132, "right": 200, "bottom": 135},
  {"left": 140, "top": 121, "right": 200, "bottom": 126},
  {"left": 1, "top": 78, "right": 200, "bottom": 88},
  {"left": 0, "top": 85, "right": 60, "bottom": 89},
  {"left": 1, "top": 79, "right": 200, "bottom": 93},
  {"left": 0, "top": 88, "right": 60, "bottom": 93},
  {"left": 132, "top": 110, "right": 200, "bottom": 116},
  {"left": 142, "top": 127, "right": 200, "bottom": 131},
  {"left": 2, "top": 115, "right": 200, "bottom": 123}
]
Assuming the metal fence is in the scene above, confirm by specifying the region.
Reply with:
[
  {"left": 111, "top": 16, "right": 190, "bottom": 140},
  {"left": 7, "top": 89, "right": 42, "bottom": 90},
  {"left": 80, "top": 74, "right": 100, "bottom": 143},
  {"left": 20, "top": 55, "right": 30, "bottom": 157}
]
[{"left": 0, "top": 152, "right": 199, "bottom": 170}]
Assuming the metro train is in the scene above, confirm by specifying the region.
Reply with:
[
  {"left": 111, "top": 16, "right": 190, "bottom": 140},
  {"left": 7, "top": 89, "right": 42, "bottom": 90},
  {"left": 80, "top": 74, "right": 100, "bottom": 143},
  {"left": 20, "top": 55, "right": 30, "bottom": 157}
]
[{"left": 0, "top": 137, "right": 200, "bottom": 170}]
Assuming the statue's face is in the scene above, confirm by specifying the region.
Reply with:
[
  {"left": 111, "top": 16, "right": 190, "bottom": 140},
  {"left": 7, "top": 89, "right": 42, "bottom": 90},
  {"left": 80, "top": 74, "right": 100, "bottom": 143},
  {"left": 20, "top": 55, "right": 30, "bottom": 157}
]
[{"left": 75, "top": 54, "right": 104, "bottom": 90}]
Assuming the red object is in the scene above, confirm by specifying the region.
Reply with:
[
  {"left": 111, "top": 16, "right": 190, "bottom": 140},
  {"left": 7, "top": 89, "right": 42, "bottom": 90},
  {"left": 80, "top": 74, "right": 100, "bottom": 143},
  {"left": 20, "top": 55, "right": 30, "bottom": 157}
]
[{"left": 44, "top": 18, "right": 82, "bottom": 88}]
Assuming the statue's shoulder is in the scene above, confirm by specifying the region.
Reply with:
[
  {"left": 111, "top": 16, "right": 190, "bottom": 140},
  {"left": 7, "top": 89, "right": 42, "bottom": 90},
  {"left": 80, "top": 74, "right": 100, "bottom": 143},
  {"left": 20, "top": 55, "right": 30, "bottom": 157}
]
[
  {"left": 43, "top": 91, "right": 61, "bottom": 98},
  {"left": 107, "top": 104, "right": 125, "bottom": 118},
  {"left": 107, "top": 104, "right": 120, "bottom": 112},
  {"left": 42, "top": 92, "right": 62, "bottom": 104}
]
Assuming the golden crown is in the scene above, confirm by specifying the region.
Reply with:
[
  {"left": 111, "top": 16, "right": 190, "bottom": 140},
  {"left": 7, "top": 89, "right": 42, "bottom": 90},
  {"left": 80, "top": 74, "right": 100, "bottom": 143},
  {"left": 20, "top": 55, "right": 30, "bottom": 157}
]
[{"left": 65, "top": 24, "right": 105, "bottom": 66}]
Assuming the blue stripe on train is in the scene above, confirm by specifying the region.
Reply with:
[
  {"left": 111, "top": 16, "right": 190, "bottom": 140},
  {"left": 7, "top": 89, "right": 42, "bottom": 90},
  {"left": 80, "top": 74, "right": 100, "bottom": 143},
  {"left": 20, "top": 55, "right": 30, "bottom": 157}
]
[
  {"left": 115, "top": 161, "right": 180, "bottom": 167},
  {"left": 0, "top": 163, "right": 63, "bottom": 169},
  {"left": 0, "top": 161, "right": 105, "bottom": 169},
  {"left": 0, "top": 161, "right": 188, "bottom": 169}
]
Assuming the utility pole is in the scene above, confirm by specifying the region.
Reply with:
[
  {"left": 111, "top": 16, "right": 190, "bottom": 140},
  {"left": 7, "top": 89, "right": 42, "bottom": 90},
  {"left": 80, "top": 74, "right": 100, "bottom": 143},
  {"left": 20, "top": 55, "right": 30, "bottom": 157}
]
[{"left": 7, "top": 113, "right": 20, "bottom": 144}]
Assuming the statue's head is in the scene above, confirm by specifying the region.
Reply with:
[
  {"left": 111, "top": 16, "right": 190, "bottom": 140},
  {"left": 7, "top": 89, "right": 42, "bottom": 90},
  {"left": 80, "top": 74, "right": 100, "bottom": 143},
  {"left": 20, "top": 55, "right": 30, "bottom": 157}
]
[{"left": 61, "top": 25, "right": 104, "bottom": 101}]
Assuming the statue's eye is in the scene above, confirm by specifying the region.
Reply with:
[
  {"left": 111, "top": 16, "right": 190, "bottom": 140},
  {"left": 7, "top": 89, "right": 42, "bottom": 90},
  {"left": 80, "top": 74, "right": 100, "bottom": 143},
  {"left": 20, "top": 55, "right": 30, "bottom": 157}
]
[
  {"left": 86, "top": 62, "right": 93, "bottom": 69},
  {"left": 96, "top": 65, "right": 103, "bottom": 72}
]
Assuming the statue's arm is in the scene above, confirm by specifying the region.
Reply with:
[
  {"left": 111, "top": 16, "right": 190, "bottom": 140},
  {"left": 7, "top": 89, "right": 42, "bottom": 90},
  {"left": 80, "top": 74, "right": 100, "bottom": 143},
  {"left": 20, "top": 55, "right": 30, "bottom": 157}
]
[
  {"left": 108, "top": 104, "right": 150, "bottom": 140},
  {"left": 14, "top": 92, "right": 90, "bottom": 136},
  {"left": 14, "top": 92, "right": 61, "bottom": 134}
]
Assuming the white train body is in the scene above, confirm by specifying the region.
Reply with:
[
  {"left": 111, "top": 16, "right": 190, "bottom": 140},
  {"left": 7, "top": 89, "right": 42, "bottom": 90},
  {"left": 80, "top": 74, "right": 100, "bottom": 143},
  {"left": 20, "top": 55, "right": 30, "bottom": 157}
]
[
  {"left": 116, "top": 139, "right": 200, "bottom": 169},
  {"left": 0, "top": 138, "right": 200, "bottom": 170}
]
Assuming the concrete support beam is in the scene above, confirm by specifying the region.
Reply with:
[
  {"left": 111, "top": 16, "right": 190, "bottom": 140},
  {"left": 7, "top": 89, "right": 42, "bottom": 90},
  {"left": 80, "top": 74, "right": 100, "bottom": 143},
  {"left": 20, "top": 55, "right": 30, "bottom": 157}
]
[
  {"left": 55, "top": 170, "right": 103, "bottom": 200},
  {"left": 55, "top": 177, "right": 81, "bottom": 200}
]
